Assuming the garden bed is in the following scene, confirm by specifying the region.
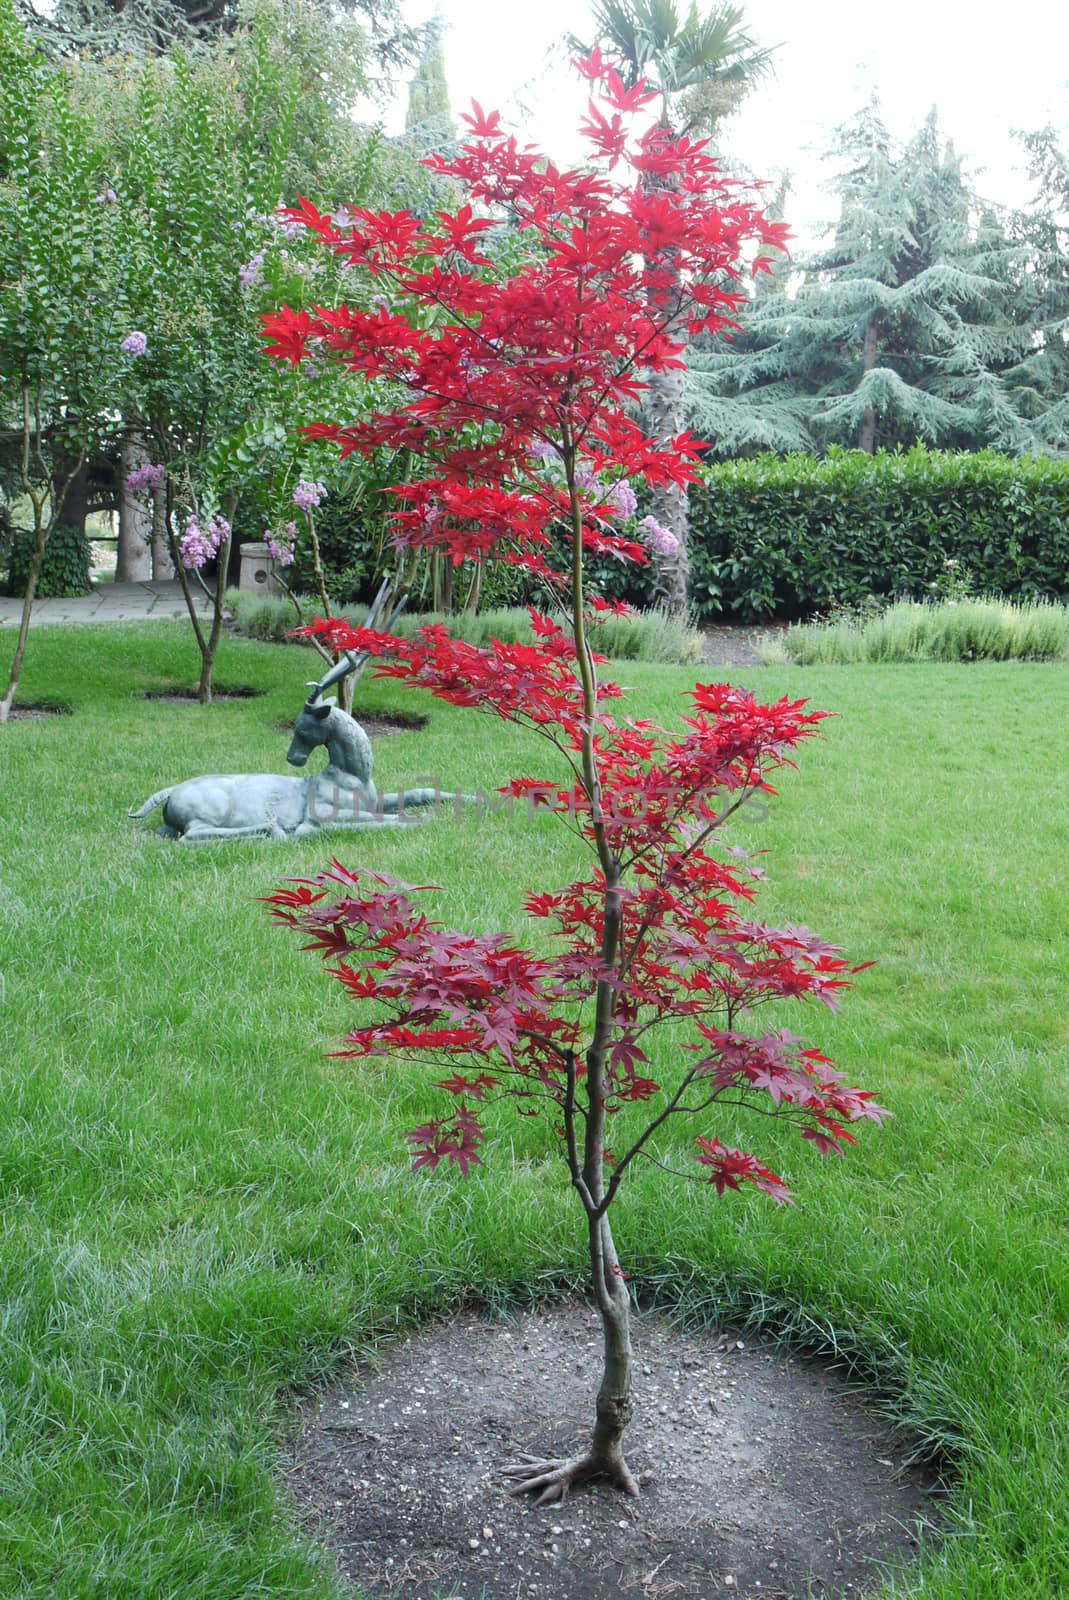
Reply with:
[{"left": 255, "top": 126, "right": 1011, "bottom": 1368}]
[{"left": 288, "top": 1301, "right": 938, "bottom": 1600}]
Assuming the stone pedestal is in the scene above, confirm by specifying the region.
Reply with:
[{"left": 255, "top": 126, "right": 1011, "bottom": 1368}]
[{"left": 239, "top": 541, "right": 283, "bottom": 595}]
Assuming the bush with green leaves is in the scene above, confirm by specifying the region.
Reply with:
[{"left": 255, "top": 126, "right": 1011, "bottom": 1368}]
[
  {"left": 767, "top": 597, "right": 1069, "bottom": 665},
  {"left": 687, "top": 446, "right": 1069, "bottom": 621},
  {"left": 5, "top": 518, "right": 90, "bottom": 598},
  {"left": 225, "top": 589, "right": 705, "bottom": 663}
]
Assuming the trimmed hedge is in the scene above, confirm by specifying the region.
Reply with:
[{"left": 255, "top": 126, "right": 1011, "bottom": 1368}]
[
  {"left": 5, "top": 519, "right": 91, "bottom": 599},
  {"left": 688, "top": 447, "right": 1069, "bottom": 621}
]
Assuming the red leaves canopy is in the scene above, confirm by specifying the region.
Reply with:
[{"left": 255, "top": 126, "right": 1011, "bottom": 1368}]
[
  {"left": 261, "top": 52, "right": 786, "bottom": 587},
  {"left": 265, "top": 54, "right": 882, "bottom": 1205},
  {"left": 268, "top": 661, "right": 886, "bottom": 1196}
]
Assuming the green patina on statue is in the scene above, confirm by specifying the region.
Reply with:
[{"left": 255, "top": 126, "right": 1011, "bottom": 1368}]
[{"left": 129, "top": 653, "right": 456, "bottom": 843}]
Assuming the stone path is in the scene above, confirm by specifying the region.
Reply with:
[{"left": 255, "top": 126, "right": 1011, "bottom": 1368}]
[{"left": 0, "top": 580, "right": 216, "bottom": 627}]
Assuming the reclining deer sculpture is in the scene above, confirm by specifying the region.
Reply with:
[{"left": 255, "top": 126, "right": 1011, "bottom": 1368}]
[{"left": 129, "top": 652, "right": 455, "bottom": 843}]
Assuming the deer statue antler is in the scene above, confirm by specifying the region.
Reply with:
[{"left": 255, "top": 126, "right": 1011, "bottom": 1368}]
[{"left": 305, "top": 650, "right": 361, "bottom": 707}]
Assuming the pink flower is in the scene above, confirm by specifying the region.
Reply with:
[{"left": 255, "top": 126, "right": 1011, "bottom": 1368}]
[
  {"left": 92, "top": 188, "right": 118, "bottom": 205},
  {"left": 270, "top": 210, "right": 302, "bottom": 240},
  {"left": 179, "top": 512, "right": 230, "bottom": 570},
  {"left": 638, "top": 514, "right": 679, "bottom": 559},
  {"left": 606, "top": 479, "right": 638, "bottom": 518},
  {"left": 238, "top": 251, "right": 265, "bottom": 290},
  {"left": 121, "top": 331, "right": 148, "bottom": 356},
  {"left": 126, "top": 463, "right": 165, "bottom": 495},
  {"left": 266, "top": 520, "right": 297, "bottom": 566},
  {"left": 293, "top": 478, "right": 326, "bottom": 512}
]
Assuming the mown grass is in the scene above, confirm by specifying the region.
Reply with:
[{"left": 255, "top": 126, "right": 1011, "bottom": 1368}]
[
  {"left": 767, "top": 596, "right": 1069, "bottom": 666},
  {"left": 1, "top": 622, "right": 1068, "bottom": 1597}
]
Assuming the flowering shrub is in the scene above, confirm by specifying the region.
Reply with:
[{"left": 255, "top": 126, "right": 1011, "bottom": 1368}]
[
  {"left": 292, "top": 477, "right": 326, "bottom": 512},
  {"left": 125, "top": 462, "right": 165, "bottom": 495},
  {"left": 178, "top": 511, "right": 229, "bottom": 570},
  {"left": 638, "top": 513, "right": 679, "bottom": 560},
  {"left": 265, "top": 519, "right": 298, "bottom": 566},
  {"left": 265, "top": 51, "right": 885, "bottom": 1505},
  {"left": 120, "top": 330, "right": 147, "bottom": 356}
]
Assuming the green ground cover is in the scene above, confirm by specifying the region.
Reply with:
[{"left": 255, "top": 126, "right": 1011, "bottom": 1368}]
[
  {"left": 1, "top": 623, "right": 1067, "bottom": 1598},
  {"left": 769, "top": 597, "right": 1069, "bottom": 666}
]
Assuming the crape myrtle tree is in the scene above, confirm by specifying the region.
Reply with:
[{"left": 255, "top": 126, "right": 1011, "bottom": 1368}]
[
  {"left": 263, "top": 52, "right": 886, "bottom": 1504},
  {"left": 95, "top": 0, "right": 446, "bottom": 700},
  {"left": 0, "top": 0, "right": 119, "bottom": 720}
]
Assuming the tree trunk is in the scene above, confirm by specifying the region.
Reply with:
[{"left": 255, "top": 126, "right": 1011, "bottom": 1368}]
[
  {"left": 647, "top": 359, "right": 691, "bottom": 612},
  {"left": 1, "top": 451, "right": 86, "bottom": 723},
  {"left": 151, "top": 480, "right": 174, "bottom": 579},
  {"left": 116, "top": 431, "right": 154, "bottom": 581},
  {"left": 588, "top": 1211, "right": 635, "bottom": 1477},
  {"left": 432, "top": 552, "right": 452, "bottom": 613},
  {"left": 0, "top": 519, "right": 47, "bottom": 723},
  {"left": 194, "top": 516, "right": 235, "bottom": 704},
  {"left": 857, "top": 314, "right": 880, "bottom": 454},
  {"left": 642, "top": 156, "right": 691, "bottom": 614}
]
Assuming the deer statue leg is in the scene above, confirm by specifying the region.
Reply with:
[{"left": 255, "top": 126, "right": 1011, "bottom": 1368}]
[
  {"left": 304, "top": 810, "right": 418, "bottom": 836},
  {"left": 378, "top": 787, "right": 475, "bottom": 813},
  {"left": 177, "top": 821, "right": 288, "bottom": 844}
]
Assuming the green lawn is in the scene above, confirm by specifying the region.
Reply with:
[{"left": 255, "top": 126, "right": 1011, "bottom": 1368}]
[{"left": 1, "top": 623, "right": 1068, "bottom": 1598}]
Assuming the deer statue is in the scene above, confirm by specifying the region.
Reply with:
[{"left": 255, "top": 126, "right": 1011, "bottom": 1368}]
[{"left": 129, "top": 652, "right": 455, "bottom": 843}]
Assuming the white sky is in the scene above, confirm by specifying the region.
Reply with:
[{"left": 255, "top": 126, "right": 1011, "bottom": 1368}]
[{"left": 381, "top": 0, "right": 1069, "bottom": 248}]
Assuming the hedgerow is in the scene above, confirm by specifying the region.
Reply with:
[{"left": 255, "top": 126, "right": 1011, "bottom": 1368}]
[{"left": 687, "top": 447, "right": 1069, "bottom": 620}]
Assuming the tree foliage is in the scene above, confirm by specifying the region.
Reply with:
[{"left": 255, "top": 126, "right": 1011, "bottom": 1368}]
[
  {"left": 16, "top": 0, "right": 421, "bottom": 86},
  {"left": 0, "top": 0, "right": 123, "bottom": 712},
  {"left": 693, "top": 102, "right": 1069, "bottom": 456},
  {"left": 996, "top": 126, "right": 1069, "bottom": 451},
  {"left": 1, "top": 0, "right": 452, "bottom": 702},
  {"left": 264, "top": 54, "right": 884, "bottom": 1503}
]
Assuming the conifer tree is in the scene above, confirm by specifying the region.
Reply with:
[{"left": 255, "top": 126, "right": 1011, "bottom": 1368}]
[
  {"left": 996, "top": 127, "right": 1069, "bottom": 451},
  {"left": 404, "top": 14, "right": 452, "bottom": 146},
  {"left": 692, "top": 102, "right": 1057, "bottom": 455}
]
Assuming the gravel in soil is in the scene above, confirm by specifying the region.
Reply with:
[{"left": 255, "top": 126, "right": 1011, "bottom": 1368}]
[
  {"left": 4, "top": 700, "right": 73, "bottom": 719},
  {"left": 285, "top": 1302, "right": 940, "bottom": 1600},
  {"left": 699, "top": 626, "right": 786, "bottom": 671}
]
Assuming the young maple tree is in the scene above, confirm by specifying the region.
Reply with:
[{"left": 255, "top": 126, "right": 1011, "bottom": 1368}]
[{"left": 262, "top": 51, "right": 887, "bottom": 1505}]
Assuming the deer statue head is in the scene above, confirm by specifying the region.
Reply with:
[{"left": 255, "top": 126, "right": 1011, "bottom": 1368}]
[{"left": 286, "top": 652, "right": 360, "bottom": 768}]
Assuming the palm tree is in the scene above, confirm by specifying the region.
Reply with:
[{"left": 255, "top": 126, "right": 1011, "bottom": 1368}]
[{"left": 575, "top": 2, "right": 775, "bottom": 610}]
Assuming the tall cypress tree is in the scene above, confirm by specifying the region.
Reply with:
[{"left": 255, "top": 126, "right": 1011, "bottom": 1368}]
[{"left": 404, "top": 15, "right": 452, "bottom": 146}]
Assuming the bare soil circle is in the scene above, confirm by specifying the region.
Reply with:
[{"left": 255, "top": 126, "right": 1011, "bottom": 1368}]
[
  {"left": 285, "top": 1301, "right": 939, "bottom": 1600},
  {"left": 4, "top": 699, "right": 73, "bottom": 720},
  {"left": 140, "top": 685, "right": 267, "bottom": 703}
]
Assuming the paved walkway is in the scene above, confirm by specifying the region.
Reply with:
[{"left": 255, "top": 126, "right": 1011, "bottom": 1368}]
[{"left": 0, "top": 580, "right": 217, "bottom": 627}]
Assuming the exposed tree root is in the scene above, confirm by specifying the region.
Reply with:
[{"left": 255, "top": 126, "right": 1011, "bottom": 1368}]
[{"left": 502, "top": 1450, "right": 640, "bottom": 1506}]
